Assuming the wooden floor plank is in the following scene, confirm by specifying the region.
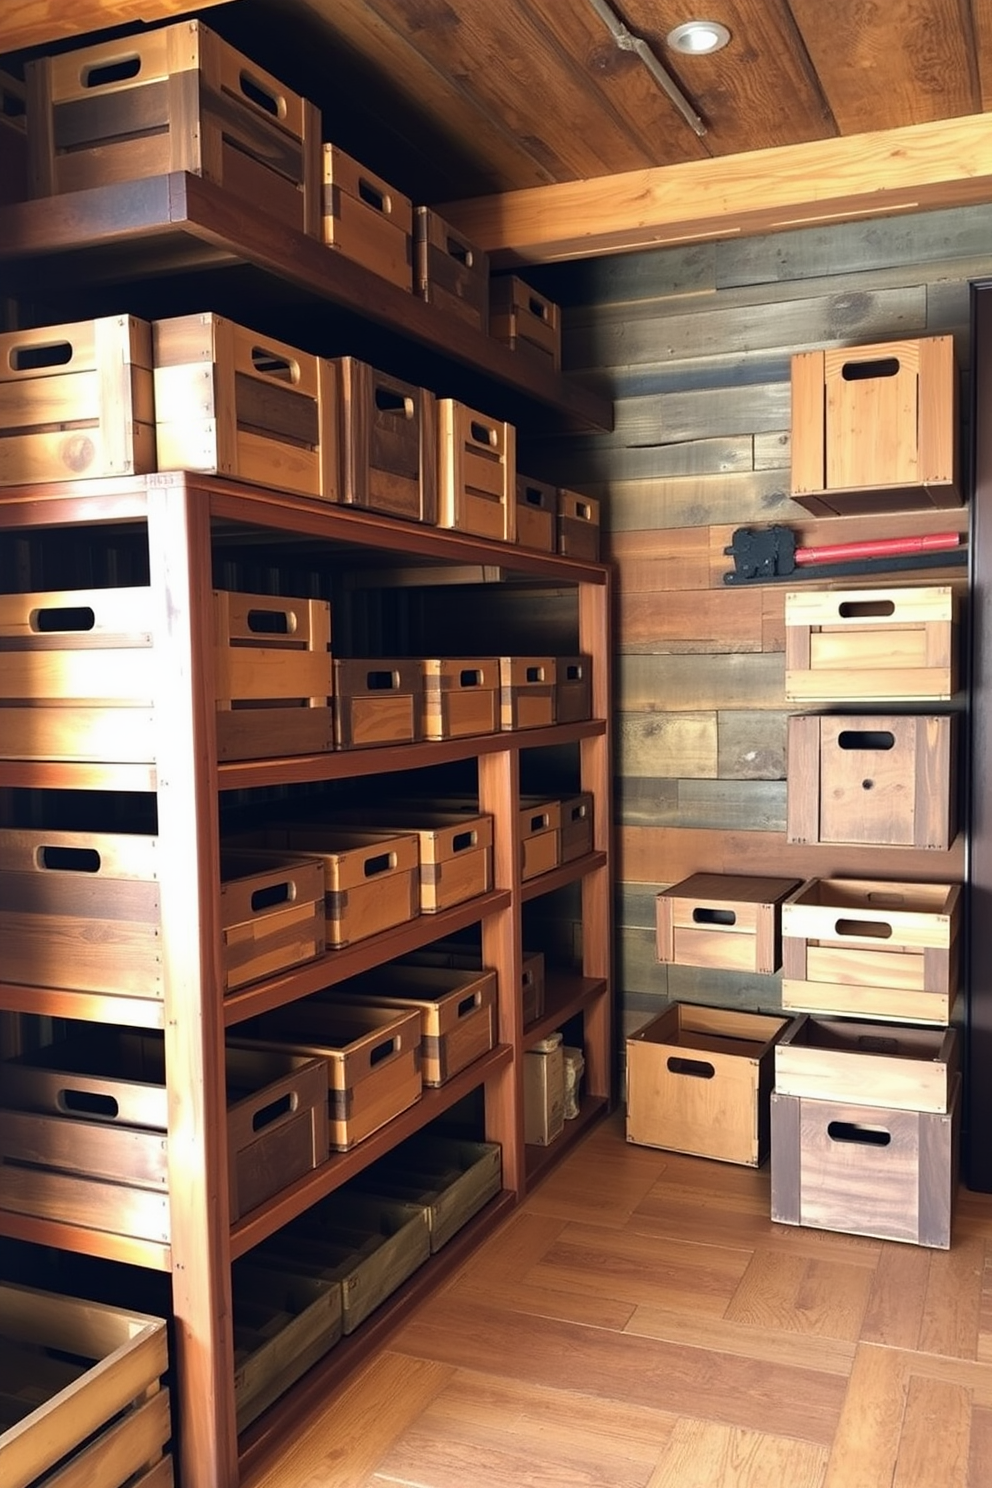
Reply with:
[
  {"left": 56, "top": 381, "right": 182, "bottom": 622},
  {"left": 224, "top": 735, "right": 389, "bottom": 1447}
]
[
  {"left": 967, "top": 1404, "right": 992, "bottom": 1487},
  {"left": 918, "top": 1233, "right": 986, "bottom": 1361},
  {"left": 860, "top": 1244, "right": 931, "bottom": 1349},
  {"left": 822, "top": 1344, "right": 909, "bottom": 1488},
  {"left": 623, "top": 1304, "right": 856, "bottom": 1375},
  {"left": 892, "top": 1375, "right": 972, "bottom": 1488},
  {"left": 646, "top": 1418, "right": 829, "bottom": 1488},
  {"left": 726, "top": 1250, "right": 874, "bottom": 1341}
]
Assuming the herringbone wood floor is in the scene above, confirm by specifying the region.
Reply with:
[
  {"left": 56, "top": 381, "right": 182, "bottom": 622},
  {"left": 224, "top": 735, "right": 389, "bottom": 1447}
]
[{"left": 245, "top": 1112, "right": 992, "bottom": 1487}]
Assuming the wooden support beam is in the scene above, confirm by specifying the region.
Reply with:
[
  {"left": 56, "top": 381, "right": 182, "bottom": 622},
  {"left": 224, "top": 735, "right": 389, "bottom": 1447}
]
[
  {"left": 1, "top": 0, "right": 228, "bottom": 53},
  {"left": 441, "top": 114, "right": 992, "bottom": 266}
]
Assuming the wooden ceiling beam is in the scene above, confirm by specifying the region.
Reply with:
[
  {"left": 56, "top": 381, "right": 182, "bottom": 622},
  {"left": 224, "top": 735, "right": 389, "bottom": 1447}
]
[{"left": 441, "top": 113, "right": 992, "bottom": 266}]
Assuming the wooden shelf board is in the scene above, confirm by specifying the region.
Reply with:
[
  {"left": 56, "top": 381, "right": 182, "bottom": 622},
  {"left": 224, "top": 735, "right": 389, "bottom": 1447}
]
[
  {"left": 520, "top": 850, "right": 609, "bottom": 903},
  {"left": 524, "top": 1094, "right": 610, "bottom": 1190},
  {"left": 0, "top": 982, "right": 165, "bottom": 1028},
  {"left": 0, "top": 759, "right": 156, "bottom": 792},
  {"left": 229, "top": 1042, "right": 514, "bottom": 1259},
  {"left": 0, "top": 479, "right": 151, "bottom": 528},
  {"left": 0, "top": 1208, "right": 171, "bottom": 1271},
  {"left": 524, "top": 973, "right": 609, "bottom": 1049}
]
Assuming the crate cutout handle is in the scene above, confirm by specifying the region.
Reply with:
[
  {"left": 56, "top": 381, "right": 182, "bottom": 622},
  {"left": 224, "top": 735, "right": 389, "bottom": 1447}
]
[
  {"left": 37, "top": 845, "right": 101, "bottom": 873},
  {"left": 457, "top": 991, "right": 482, "bottom": 1018},
  {"left": 30, "top": 604, "right": 96, "bottom": 633},
  {"left": 827, "top": 1120, "right": 891, "bottom": 1147},
  {"left": 841, "top": 356, "right": 900, "bottom": 382},
  {"left": 837, "top": 730, "right": 895, "bottom": 795},
  {"left": 692, "top": 907, "right": 735, "bottom": 926},
  {"left": 445, "top": 235, "right": 474, "bottom": 267},
  {"left": 358, "top": 177, "right": 393, "bottom": 216},
  {"left": 834, "top": 917, "right": 893, "bottom": 940},
  {"left": 528, "top": 294, "right": 551, "bottom": 322},
  {"left": 459, "top": 668, "right": 483, "bottom": 686},
  {"left": 856, "top": 1033, "right": 900, "bottom": 1054},
  {"left": 370, "top": 1034, "right": 400, "bottom": 1065},
  {"left": 80, "top": 52, "right": 143, "bottom": 90},
  {"left": 565, "top": 662, "right": 585, "bottom": 681},
  {"left": 246, "top": 606, "right": 296, "bottom": 635},
  {"left": 8, "top": 338, "right": 74, "bottom": 374},
  {"left": 837, "top": 599, "right": 896, "bottom": 619},
  {"left": 470, "top": 420, "right": 498, "bottom": 448},
  {"left": 365, "top": 668, "right": 400, "bottom": 691},
  {"left": 522, "top": 485, "right": 547, "bottom": 507},
  {"left": 525, "top": 665, "right": 546, "bottom": 683},
  {"left": 529, "top": 812, "right": 550, "bottom": 831},
  {"left": 363, "top": 851, "right": 396, "bottom": 877},
  {"left": 251, "top": 345, "right": 300, "bottom": 385},
  {"left": 573, "top": 501, "right": 594, "bottom": 522},
  {"left": 238, "top": 70, "right": 288, "bottom": 121},
  {"left": 58, "top": 1087, "right": 119, "bottom": 1120},
  {"left": 866, "top": 890, "right": 908, "bottom": 907},
  {"left": 666, "top": 1056, "right": 715, "bottom": 1079},
  {"left": 569, "top": 803, "right": 588, "bottom": 823},
  {"left": 252, "top": 1089, "right": 297, "bottom": 1133},
  {"left": 374, "top": 386, "right": 414, "bottom": 420},
  {"left": 452, "top": 830, "right": 478, "bottom": 852},
  {"left": 250, "top": 879, "right": 296, "bottom": 912}
]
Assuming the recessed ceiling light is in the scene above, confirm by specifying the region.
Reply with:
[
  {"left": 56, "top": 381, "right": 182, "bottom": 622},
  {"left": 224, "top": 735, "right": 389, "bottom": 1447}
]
[{"left": 666, "top": 20, "right": 732, "bottom": 54}]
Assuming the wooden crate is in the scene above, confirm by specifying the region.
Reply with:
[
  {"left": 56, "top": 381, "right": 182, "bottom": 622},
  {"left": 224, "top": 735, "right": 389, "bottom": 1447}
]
[
  {"left": 626, "top": 1003, "right": 790, "bottom": 1166},
  {"left": 560, "top": 792, "right": 594, "bottom": 863},
  {"left": 421, "top": 658, "right": 499, "bottom": 739},
  {"left": 770, "top": 1077, "right": 960, "bottom": 1248},
  {"left": 414, "top": 207, "right": 489, "bottom": 332},
  {"left": 499, "top": 655, "right": 556, "bottom": 730},
  {"left": 322, "top": 144, "right": 412, "bottom": 290},
  {"left": 0, "top": 316, "right": 155, "bottom": 486},
  {"left": 331, "top": 357, "right": 437, "bottom": 523},
  {"left": 0, "top": 1030, "right": 328, "bottom": 1238},
  {"left": 786, "top": 713, "right": 957, "bottom": 851},
  {"left": 790, "top": 336, "right": 962, "bottom": 514},
  {"left": 515, "top": 475, "right": 557, "bottom": 553},
  {"left": 781, "top": 877, "right": 961, "bottom": 1024},
  {"left": 0, "top": 1281, "right": 171, "bottom": 1488},
  {"left": 555, "top": 654, "right": 593, "bottom": 724},
  {"left": 489, "top": 275, "right": 561, "bottom": 369},
  {"left": 525, "top": 1033, "right": 564, "bottom": 1145},
  {"left": 784, "top": 585, "right": 958, "bottom": 702},
  {"left": 231, "top": 1256, "right": 342, "bottom": 1432},
  {"left": 557, "top": 489, "right": 600, "bottom": 561},
  {"left": 233, "top": 999, "right": 422, "bottom": 1151},
  {"left": 520, "top": 796, "right": 561, "bottom": 880},
  {"left": 438, "top": 400, "right": 516, "bottom": 542},
  {"left": 0, "top": 70, "right": 27, "bottom": 207},
  {"left": 405, "top": 940, "right": 544, "bottom": 1025},
  {"left": 154, "top": 314, "right": 337, "bottom": 501},
  {"left": 0, "top": 585, "right": 157, "bottom": 763},
  {"left": 656, "top": 873, "right": 802, "bottom": 975},
  {"left": 522, "top": 951, "right": 546, "bottom": 1026},
  {"left": 326, "top": 807, "right": 493, "bottom": 913},
  {"left": 219, "top": 849, "right": 327, "bottom": 991},
  {"left": 25, "top": 20, "right": 321, "bottom": 236},
  {"left": 774, "top": 1013, "right": 958, "bottom": 1113},
  {"left": 331, "top": 965, "right": 497, "bottom": 1086},
  {"left": 213, "top": 589, "right": 333, "bottom": 761},
  {"left": 261, "top": 825, "right": 420, "bottom": 948},
  {"left": 354, "top": 1136, "right": 501, "bottom": 1251},
  {"left": 333, "top": 658, "right": 424, "bottom": 749}
]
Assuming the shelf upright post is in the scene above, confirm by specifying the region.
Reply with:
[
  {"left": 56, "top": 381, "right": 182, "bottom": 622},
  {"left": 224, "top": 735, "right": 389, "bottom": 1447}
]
[{"left": 579, "top": 570, "right": 614, "bottom": 1105}]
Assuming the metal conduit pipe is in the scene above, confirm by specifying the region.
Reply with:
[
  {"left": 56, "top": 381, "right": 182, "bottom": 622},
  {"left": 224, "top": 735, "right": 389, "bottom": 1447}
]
[{"left": 585, "top": 0, "right": 707, "bottom": 137}]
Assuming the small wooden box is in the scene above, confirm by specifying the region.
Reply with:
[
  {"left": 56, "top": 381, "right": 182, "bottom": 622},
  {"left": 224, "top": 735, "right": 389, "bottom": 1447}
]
[
  {"left": 522, "top": 951, "right": 546, "bottom": 1026},
  {"left": 404, "top": 940, "right": 544, "bottom": 1025},
  {"left": 515, "top": 475, "right": 557, "bottom": 552},
  {"left": 421, "top": 658, "right": 499, "bottom": 739},
  {"left": 626, "top": 1003, "right": 790, "bottom": 1166},
  {"left": 331, "top": 356, "right": 437, "bottom": 522},
  {"left": 414, "top": 207, "right": 489, "bottom": 332},
  {"left": 263, "top": 825, "right": 420, "bottom": 948},
  {"left": 26, "top": 20, "right": 321, "bottom": 235},
  {"left": 322, "top": 144, "right": 413, "bottom": 290},
  {"left": 790, "top": 336, "right": 961, "bottom": 514},
  {"left": 499, "top": 655, "right": 556, "bottom": 730},
  {"left": 557, "top": 489, "right": 601, "bottom": 561},
  {"left": 0, "top": 70, "right": 27, "bottom": 207},
  {"left": 154, "top": 313, "right": 337, "bottom": 501},
  {"left": 0, "top": 316, "right": 155, "bottom": 486},
  {"left": 333, "top": 657, "right": 424, "bottom": 749},
  {"left": 438, "top": 400, "right": 516, "bottom": 542},
  {"left": 331, "top": 807, "right": 493, "bottom": 913},
  {"left": 232, "top": 1257, "right": 342, "bottom": 1432},
  {"left": 525, "top": 1033, "right": 564, "bottom": 1145},
  {"left": 355, "top": 1135, "right": 502, "bottom": 1251},
  {"left": 0, "top": 1282, "right": 171, "bottom": 1488},
  {"left": 656, "top": 872, "right": 802, "bottom": 975},
  {"left": 781, "top": 877, "right": 961, "bottom": 1024},
  {"left": 786, "top": 713, "right": 957, "bottom": 851},
  {"left": 520, "top": 796, "right": 562, "bottom": 880},
  {"left": 234, "top": 999, "right": 423, "bottom": 1151},
  {"left": 770, "top": 1077, "right": 960, "bottom": 1248},
  {"left": 774, "top": 1013, "right": 958, "bottom": 1113},
  {"left": 334, "top": 965, "right": 497, "bottom": 1086},
  {"left": 214, "top": 589, "right": 333, "bottom": 761},
  {"left": 785, "top": 586, "right": 958, "bottom": 702},
  {"left": 555, "top": 655, "right": 593, "bottom": 724},
  {"left": 490, "top": 275, "right": 561, "bottom": 370},
  {"left": 220, "top": 849, "right": 327, "bottom": 991},
  {"left": 560, "top": 792, "right": 594, "bottom": 863}
]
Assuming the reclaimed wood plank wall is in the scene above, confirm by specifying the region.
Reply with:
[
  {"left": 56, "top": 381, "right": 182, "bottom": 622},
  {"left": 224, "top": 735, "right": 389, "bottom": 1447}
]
[{"left": 524, "top": 203, "right": 990, "bottom": 1042}]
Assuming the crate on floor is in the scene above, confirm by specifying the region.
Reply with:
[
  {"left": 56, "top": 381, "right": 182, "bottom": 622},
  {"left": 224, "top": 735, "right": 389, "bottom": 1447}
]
[
  {"left": 770, "top": 1076, "right": 960, "bottom": 1248},
  {"left": 499, "top": 655, "right": 556, "bottom": 730},
  {"left": 773, "top": 1013, "right": 958, "bottom": 1113},
  {"left": 0, "top": 316, "right": 155, "bottom": 486},
  {"left": 557, "top": 489, "right": 600, "bottom": 561},
  {"left": 421, "top": 658, "right": 500, "bottom": 740},
  {"left": 322, "top": 144, "right": 412, "bottom": 290},
  {"left": 25, "top": 20, "right": 321, "bottom": 235},
  {"left": 781, "top": 877, "right": 961, "bottom": 1025},
  {"left": 626, "top": 1003, "right": 790, "bottom": 1166},
  {"left": 656, "top": 873, "right": 802, "bottom": 976},
  {"left": 414, "top": 207, "right": 489, "bottom": 332},
  {"left": 490, "top": 276, "right": 560, "bottom": 370},
  {"left": 0, "top": 1281, "right": 172, "bottom": 1488},
  {"left": 786, "top": 712, "right": 957, "bottom": 851},
  {"left": 232, "top": 1255, "right": 342, "bottom": 1432},
  {"left": 330, "top": 356, "right": 436, "bottom": 523},
  {"left": 555, "top": 654, "right": 593, "bottom": 724},
  {"left": 220, "top": 848, "right": 327, "bottom": 991},
  {"left": 515, "top": 475, "right": 557, "bottom": 552},
  {"left": 333, "top": 658, "right": 424, "bottom": 749},
  {"left": 353, "top": 1135, "right": 502, "bottom": 1251},
  {"left": 438, "top": 400, "right": 516, "bottom": 542}
]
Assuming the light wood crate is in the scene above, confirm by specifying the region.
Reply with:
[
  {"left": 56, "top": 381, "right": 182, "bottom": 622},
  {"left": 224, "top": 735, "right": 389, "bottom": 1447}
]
[
  {"left": 520, "top": 796, "right": 562, "bottom": 881},
  {"left": 525, "top": 1034, "right": 564, "bottom": 1145},
  {"left": 790, "top": 336, "right": 961, "bottom": 514},
  {"left": 0, "top": 70, "right": 27, "bottom": 207},
  {"left": 331, "top": 356, "right": 437, "bottom": 523},
  {"left": 560, "top": 792, "right": 594, "bottom": 863},
  {"left": 326, "top": 806, "right": 493, "bottom": 913},
  {"left": 656, "top": 873, "right": 802, "bottom": 975},
  {"left": 786, "top": 712, "right": 957, "bottom": 851},
  {"left": 515, "top": 475, "right": 557, "bottom": 552},
  {"left": 322, "top": 144, "right": 412, "bottom": 290},
  {"left": 354, "top": 1136, "right": 502, "bottom": 1251},
  {"left": 414, "top": 207, "right": 489, "bottom": 332},
  {"left": 421, "top": 658, "right": 499, "bottom": 740},
  {"left": 25, "top": 20, "right": 321, "bottom": 236},
  {"left": 626, "top": 1003, "right": 790, "bottom": 1166},
  {"left": 784, "top": 585, "right": 959, "bottom": 702},
  {"left": 438, "top": 400, "right": 516, "bottom": 542},
  {"left": 232, "top": 1256, "right": 342, "bottom": 1432},
  {"left": 154, "top": 314, "right": 337, "bottom": 501},
  {"left": 404, "top": 940, "right": 544, "bottom": 1025},
  {"left": 233, "top": 999, "right": 423, "bottom": 1151},
  {"left": 556, "top": 489, "right": 600, "bottom": 561},
  {"left": 489, "top": 275, "right": 561, "bottom": 369},
  {"left": 0, "top": 316, "right": 155, "bottom": 486},
  {"left": 774, "top": 1013, "right": 958, "bottom": 1113},
  {"left": 781, "top": 877, "right": 961, "bottom": 1024},
  {"left": 770, "top": 1077, "right": 960, "bottom": 1248},
  {"left": 498, "top": 655, "right": 556, "bottom": 730},
  {"left": 219, "top": 849, "right": 327, "bottom": 991},
  {"left": 0, "top": 1030, "right": 328, "bottom": 1239},
  {"left": 0, "top": 1281, "right": 172, "bottom": 1488},
  {"left": 213, "top": 589, "right": 333, "bottom": 761},
  {"left": 333, "top": 658, "right": 424, "bottom": 749},
  {"left": 260, "top": 825, "right": 420, "bottom": 948},
  {"left": 555, "top": 654, "right": 593, "bottom": 724}
]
